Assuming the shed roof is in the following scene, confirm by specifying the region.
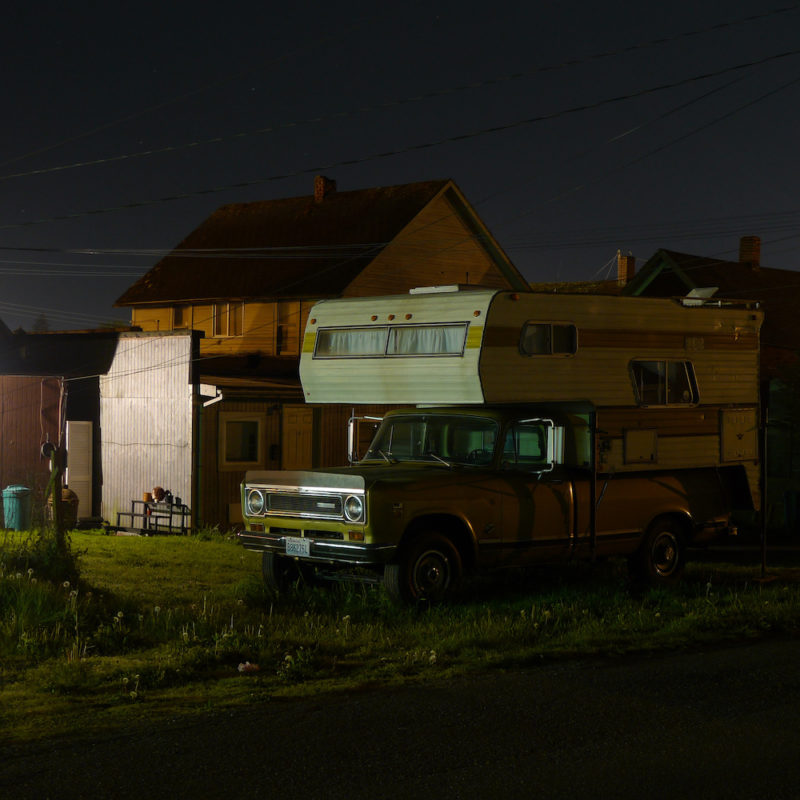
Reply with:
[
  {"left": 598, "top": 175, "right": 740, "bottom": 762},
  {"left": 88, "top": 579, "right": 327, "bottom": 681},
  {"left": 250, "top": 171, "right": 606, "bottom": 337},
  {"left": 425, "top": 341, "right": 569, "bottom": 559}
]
[{"left": 115, "top": 179, "right": 452, "bottom": 306}]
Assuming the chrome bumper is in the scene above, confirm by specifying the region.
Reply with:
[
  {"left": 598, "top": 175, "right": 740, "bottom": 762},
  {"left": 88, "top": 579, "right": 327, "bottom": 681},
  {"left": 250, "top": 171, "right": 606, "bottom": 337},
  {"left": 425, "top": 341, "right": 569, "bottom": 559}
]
[{"left": 238, "top": 530, "right": 396, "bottom": 566}]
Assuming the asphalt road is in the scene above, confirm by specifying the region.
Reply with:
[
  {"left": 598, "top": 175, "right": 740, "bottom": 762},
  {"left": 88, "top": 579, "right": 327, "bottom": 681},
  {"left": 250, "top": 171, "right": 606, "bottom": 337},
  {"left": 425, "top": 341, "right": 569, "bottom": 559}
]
[{"left": 2, "top": 637, "right": 800, "bottom": 800}]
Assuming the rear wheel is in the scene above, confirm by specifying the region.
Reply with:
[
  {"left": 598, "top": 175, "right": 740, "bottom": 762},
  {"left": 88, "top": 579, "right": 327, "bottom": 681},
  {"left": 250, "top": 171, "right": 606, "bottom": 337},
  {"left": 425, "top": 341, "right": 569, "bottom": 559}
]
[
  {"left": 262, "top": 552, "right": 316, "bottom": 594},
  {"left": 629, "top": 517, "right": 686, "bottom": 587},
  {"left": 384, "top": 532, "right": 462, "bottom": 603}
]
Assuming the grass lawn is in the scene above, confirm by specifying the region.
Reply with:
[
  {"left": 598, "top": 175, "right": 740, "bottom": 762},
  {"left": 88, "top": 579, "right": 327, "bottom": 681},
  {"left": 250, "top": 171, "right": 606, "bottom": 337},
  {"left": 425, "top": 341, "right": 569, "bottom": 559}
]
[{"left": 2, "top": 528, "right": 800, "bottom": 744}]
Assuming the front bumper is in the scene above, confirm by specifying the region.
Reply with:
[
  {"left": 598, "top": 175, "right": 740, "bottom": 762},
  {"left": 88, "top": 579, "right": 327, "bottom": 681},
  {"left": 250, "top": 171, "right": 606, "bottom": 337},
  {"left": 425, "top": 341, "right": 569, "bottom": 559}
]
[{"left": 238, "top": 529, "right": 396, "bottom": 566}]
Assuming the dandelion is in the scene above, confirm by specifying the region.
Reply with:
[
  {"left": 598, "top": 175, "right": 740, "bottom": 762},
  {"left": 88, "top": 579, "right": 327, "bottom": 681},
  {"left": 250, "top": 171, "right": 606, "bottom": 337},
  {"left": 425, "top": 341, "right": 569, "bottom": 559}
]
[
  {"left": 429, "top": 650, "right": 437, "bottom": 665},
  {"left": 27, "top": 568, "right": 33, "bottom": 577},
  {"left": 154, "top": 606, "right": 161, "bottom": 615},
  {"left": 62, "top": 580, "right": 70, "bottom": 589},
  {"left": 117, "top": 611, "right": 124, "bottom": 619}
]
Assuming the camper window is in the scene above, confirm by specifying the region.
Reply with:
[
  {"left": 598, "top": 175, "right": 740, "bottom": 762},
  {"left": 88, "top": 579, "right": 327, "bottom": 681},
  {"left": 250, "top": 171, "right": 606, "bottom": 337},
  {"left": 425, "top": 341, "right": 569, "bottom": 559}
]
[
  {"left": 631, "top": 360, "right": 698, "bottom": 406},
  {"left": 387, "top": 324, "right": 467, "bottom": 355},
  {"left": 520, "top": 323, "right": 576, "bottom": 355},
  {"left": 315, "top": 323, "right": 468, "bottom": 358}
]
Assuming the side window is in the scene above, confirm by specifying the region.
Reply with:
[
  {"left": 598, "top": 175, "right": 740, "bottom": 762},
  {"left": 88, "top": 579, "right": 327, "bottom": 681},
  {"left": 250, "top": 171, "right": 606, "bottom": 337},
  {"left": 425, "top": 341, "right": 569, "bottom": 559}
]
[
  {"left": 520, "top": 322, "right": 576, "bottom": 355},
  {"left": 219, "top": 413, "right": 264, "bottom": 470},
  {"left": 631, "top": 360, "right": 698, "bottom": 406},
  {"left": 502, "top": 423, "right": 546, "bottom": 469}
]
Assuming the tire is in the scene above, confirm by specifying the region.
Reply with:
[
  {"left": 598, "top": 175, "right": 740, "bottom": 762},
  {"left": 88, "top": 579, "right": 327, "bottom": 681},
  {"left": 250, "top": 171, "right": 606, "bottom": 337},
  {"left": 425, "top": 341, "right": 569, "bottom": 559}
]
[
  {"left": 629, "top": 517, "right": 686, "bottom": 587},
  {"left": 262, "top": 552, "right": 316, "bottom": 594},
  {"left": 384, "top": 532, "right": 462, "bottom": 604}
]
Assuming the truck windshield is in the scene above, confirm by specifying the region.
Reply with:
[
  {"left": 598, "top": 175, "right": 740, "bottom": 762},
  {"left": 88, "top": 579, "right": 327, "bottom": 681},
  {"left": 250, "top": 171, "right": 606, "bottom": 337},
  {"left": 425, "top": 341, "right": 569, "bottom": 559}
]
[{"left": 363, "top": 414, "right": 499, "bottom": 466}]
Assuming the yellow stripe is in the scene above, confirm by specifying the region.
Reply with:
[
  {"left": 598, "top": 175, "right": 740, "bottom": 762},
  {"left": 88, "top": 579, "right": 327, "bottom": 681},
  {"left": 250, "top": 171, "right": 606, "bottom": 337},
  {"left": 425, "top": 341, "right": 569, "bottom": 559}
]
[
  {"left": 466, "top": 325, "right": 484, "bottom": 349},
  {"left": 302, "top": 332, "right": 316, "bottom": 354}
]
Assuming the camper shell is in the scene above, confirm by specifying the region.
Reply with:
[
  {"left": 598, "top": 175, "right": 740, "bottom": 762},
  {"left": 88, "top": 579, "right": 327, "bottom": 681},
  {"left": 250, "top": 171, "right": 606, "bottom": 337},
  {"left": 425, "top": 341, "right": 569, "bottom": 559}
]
[{"left": 241, "top": 287, "right": 763, "bottom": 601}]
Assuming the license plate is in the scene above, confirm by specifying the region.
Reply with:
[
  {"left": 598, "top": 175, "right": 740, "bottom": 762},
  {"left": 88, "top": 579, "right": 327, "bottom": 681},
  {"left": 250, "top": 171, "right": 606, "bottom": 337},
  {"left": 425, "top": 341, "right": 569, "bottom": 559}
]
[{"left": 285, "top": 536, "right": 310, "bottom": 557}]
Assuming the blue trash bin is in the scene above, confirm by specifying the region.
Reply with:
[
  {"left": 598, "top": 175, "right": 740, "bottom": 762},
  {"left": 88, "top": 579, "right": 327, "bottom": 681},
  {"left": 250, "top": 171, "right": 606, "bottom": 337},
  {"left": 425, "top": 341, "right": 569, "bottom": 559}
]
[{"left": 3, "top": 485, "right": 32, "bottom": 531}]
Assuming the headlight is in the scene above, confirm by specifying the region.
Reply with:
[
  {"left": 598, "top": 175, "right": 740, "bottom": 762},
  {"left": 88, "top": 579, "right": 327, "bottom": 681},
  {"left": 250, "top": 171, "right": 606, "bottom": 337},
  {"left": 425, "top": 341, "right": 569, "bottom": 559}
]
[
  {"left": 344, "top": 494, "right": 364, "bottom": 522},
  {"left": 246, "top": 489, "right": 265, "bottom": 516}
]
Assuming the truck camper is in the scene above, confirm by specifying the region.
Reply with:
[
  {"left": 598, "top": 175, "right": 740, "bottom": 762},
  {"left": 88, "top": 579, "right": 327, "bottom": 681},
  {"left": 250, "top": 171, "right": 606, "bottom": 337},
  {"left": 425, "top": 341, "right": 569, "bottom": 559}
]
[{"left": 240, "top": 287, "right": 763, "bottom": 601}]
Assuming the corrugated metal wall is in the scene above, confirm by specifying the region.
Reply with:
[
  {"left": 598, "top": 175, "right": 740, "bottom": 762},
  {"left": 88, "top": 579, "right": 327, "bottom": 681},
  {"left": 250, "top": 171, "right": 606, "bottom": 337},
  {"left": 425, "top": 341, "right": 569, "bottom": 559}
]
[
  {"left": 100, "top": 333, "right": 195, "bottom": 525},
  {"left": 0, "top": 376, "right": 62, "bottom": 523}
]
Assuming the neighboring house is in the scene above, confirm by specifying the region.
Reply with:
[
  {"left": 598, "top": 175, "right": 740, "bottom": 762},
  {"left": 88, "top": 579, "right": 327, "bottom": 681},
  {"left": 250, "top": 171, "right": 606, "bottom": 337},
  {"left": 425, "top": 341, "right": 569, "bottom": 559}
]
[
  {"left": 620, "top": 236, "right": 800, "bottom": 528},
  {"left": 114, "top": 176, "right": 528, "bottom": 529},
  {"left": 0, "top": 328, "right": 120, "bottom": 525}
]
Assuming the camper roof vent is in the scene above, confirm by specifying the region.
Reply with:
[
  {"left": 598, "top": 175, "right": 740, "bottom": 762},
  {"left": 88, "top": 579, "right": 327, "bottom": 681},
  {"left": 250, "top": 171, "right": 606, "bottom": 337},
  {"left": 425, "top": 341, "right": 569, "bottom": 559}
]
[
  {"left": 680, "top": 287, "right": 719, "bottom": 307},
  {"left": 409, "top": 285, "right": 461, "bottom": 295}
]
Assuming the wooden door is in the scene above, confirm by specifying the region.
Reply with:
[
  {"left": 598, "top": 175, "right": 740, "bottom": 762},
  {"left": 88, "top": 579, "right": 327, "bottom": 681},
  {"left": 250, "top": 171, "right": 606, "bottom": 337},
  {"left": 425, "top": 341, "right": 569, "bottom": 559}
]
[{"left": 282, "top": 405, "right": 314, "bottom": 469}]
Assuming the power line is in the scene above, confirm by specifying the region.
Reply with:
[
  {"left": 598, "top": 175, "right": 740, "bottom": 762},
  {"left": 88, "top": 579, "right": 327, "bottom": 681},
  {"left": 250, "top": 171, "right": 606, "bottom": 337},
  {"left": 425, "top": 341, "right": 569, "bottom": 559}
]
[
  {"left": 3, "top": 4, "right": 799, "bottom": 185},
  {"left": 2, "top": 49, "right": 799, "bottom": 233}
]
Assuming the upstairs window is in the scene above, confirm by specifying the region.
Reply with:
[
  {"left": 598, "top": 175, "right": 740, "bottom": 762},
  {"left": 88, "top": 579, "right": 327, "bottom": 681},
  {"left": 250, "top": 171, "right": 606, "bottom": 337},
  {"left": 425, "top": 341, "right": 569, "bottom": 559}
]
[
  {"left": 631, "top": 360, "right": 698, "bottom": 406},
  {"left": 172, "top": 305, "right": 190, "bottom": 329},
  {"left": 520, "top": 322, "right": 577, "bottom": 355},
  {"left": 213, "top": 302, "right": 244, "bottom": 337}
]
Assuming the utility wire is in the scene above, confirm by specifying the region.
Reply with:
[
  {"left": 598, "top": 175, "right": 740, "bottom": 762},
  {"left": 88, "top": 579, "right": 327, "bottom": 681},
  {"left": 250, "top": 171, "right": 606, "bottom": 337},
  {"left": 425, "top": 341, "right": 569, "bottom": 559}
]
[
  {"left": 2, "top": 49, "right": 799, "bottom": 233},
  {"left": 3, "top": 4, "right": 799, "bottom": 184}
]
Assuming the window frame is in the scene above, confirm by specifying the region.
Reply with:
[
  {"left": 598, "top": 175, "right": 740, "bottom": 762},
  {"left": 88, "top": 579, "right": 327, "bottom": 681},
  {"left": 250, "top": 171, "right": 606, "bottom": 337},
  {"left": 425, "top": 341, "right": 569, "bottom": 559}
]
[
  {"left": 313, "top": 322, "right": 469, "bottom": 359},
  {"left": 219, "top": 411, "right": 265, "bottom": 471},
  {"left": 629, "top": 359, "right": 699, "bottom": 407},
  {"left": 519, "top": 321, "right": 577, "bottom": 356},
  {"left": 212, "top": 302, "right": 244, "bottom": 338}
]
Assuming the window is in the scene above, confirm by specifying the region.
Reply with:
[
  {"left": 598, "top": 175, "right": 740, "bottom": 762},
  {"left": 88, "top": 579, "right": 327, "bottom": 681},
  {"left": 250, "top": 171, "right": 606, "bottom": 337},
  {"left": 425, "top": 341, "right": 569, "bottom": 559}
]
[
  {"left": 631, "top": 360, "right": 698, "bottom": 406},
  {"left": 172, "top": 305, "right": 189, "bottom": 329},
  {"left": 502, "top": 423, "right": 547, "bottom": 468},
  {"left": 220, "top": 413, "right": 264, "bottom": 470},
  {"left": 213, "top": 303, "right": 244, "bottom": 337},
  {"left": 314, "top": 323, "right": 468, "bottom": 358},
  {"left": 362, "top": 414, "right": 498, "bottom": 465},
  {"left": 520, "top": 322, "right": 576, "bottom": 355}
]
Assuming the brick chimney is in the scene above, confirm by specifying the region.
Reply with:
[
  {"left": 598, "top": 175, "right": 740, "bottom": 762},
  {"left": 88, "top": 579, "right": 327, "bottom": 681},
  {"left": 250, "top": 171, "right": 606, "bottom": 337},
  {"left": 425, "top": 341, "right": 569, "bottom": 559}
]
[
  {"left": 739, "top": 235, "right": 761, "bottom": 268},
  {"left": 314, "top": 175, "right": 337, "bottom": 203},
  {"left": 616, "top": 250, "right": 636, "bottom": 286}
]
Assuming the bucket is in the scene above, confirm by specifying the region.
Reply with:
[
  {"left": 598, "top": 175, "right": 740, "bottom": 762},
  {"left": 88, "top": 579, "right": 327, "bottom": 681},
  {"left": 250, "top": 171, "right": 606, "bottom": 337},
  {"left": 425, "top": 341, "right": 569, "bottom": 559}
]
[{"left": 3, "top": 485, "right": 32, "bottom": 531}]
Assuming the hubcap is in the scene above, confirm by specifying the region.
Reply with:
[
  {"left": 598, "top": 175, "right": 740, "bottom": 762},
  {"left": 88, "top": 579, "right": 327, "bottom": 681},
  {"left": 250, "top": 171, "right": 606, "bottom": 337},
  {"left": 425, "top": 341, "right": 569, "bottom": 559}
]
[
  {"left": 653, "top": 532, "right": 679, "bottom": 576},
  {"left": 412, "top": 550, "right": 450, "bottom": 596}
]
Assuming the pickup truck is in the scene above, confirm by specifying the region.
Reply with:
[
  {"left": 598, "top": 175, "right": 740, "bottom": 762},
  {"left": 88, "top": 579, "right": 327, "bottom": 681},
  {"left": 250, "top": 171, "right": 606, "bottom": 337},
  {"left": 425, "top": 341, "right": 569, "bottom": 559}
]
[{"left": 239, "top": 406, "right": 734, "bottom": 601}]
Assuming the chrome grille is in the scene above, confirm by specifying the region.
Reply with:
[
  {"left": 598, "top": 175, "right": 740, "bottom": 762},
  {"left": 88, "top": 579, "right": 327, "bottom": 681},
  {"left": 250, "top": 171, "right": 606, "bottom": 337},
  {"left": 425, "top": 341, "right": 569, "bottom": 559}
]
[{"left": 267, "top": 493, "right": 343, "bottom": 518}]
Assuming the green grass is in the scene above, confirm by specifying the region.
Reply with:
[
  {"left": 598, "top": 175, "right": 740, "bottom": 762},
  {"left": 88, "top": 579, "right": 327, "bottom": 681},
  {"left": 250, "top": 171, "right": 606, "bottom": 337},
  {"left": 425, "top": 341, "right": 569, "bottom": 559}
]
[{"left": 2, "top": 528, "right": 800, "bottom": 744}]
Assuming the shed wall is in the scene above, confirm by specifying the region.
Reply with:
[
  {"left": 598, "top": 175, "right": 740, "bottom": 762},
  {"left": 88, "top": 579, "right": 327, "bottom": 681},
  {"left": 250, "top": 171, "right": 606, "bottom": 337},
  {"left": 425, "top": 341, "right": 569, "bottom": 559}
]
[{"left": 100, "top": 334, "right": 195, "bottom": 525}]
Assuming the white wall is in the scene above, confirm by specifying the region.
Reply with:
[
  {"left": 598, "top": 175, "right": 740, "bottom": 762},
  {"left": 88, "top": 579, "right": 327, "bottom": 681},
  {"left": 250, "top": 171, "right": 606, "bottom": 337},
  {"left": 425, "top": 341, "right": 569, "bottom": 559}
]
[{"left": 100, "top": 333, "right": 195, "bottom": 525}]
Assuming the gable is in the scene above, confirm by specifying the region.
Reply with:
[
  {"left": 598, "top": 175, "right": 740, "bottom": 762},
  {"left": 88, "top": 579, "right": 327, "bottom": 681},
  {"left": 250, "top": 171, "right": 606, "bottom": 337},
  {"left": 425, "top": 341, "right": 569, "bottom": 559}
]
[{"left": 115, "top": 180, "right": 454, "bottom": 307}]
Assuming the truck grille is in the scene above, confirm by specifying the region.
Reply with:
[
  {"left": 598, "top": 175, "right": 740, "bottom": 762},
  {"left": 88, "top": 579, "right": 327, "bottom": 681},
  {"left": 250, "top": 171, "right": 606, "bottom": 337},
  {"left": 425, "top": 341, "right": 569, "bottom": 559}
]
[{"left": 267, "top": 493, "right": 343, "bottom": 518}]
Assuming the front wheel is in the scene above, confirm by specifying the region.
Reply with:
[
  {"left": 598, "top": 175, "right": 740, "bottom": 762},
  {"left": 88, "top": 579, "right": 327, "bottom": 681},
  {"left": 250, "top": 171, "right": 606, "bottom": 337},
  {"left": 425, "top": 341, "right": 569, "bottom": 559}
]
[
  {"left": 629, "top": 517, "right": 686, "bottom": 587},
  {"left": 384, "top": 532, "right": 462, "bottom": 604}
]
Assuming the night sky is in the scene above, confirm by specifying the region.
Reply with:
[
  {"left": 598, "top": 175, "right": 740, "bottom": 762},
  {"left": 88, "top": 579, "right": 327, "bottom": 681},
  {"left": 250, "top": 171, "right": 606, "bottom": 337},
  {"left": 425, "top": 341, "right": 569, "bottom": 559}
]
[{"left": 2, "top": 0, "right": 800, "bottom": 331}]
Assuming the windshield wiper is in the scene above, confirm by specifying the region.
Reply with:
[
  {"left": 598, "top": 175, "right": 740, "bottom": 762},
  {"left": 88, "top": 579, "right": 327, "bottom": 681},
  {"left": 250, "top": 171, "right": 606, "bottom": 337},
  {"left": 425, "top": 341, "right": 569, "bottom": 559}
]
[{"left": 424, "top": 451, "right": 452, "bottom": 468}]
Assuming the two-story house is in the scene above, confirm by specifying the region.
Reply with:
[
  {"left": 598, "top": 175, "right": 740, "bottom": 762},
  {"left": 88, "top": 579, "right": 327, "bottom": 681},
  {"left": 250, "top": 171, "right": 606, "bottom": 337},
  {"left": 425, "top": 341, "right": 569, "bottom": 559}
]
[{"left": 114, "top": 176, "right": 527, "bottom": 529}]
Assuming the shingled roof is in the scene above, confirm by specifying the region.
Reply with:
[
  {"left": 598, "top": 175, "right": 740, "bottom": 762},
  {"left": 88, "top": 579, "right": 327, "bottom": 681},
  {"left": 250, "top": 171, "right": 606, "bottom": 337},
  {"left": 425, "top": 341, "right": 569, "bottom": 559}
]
[
  {"left": 115, "top": 178, "right": 451, "bottom": 306},
  {"left": 625, "top": 247, "right": 800, "bottom": 378}
]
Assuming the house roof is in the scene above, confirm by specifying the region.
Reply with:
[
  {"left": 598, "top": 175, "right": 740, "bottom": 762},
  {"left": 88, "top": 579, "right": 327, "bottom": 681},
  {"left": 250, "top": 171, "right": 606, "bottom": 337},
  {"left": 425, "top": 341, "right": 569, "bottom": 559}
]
[
  {"left": 115, "top": 179, "right": 453, "bottom": 306},
  {"left": 625, "top": 248, "right": 800, "bottom": 377}
]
